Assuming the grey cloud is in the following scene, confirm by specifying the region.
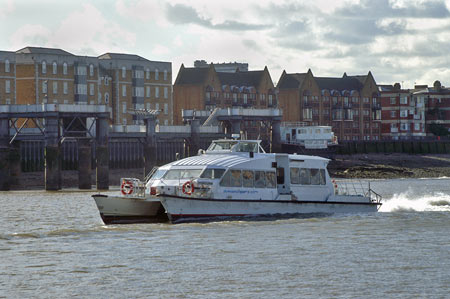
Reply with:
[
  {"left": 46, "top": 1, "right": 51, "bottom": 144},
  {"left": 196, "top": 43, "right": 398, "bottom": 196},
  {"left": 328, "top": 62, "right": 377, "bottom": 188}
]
[
  {"left": 338, "top": 0, "right": 450, "bottom": 19},
  {"left": 242, "top": 39, "right": 260, "bottom": 51},
  {"left": 165, "top": 4, "right": 269, "bottom": 31}
]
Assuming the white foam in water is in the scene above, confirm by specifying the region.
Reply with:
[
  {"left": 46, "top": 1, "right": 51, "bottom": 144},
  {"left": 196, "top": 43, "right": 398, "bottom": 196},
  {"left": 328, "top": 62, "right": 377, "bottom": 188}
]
[{"left": 380, "top": 191, "right": 450, "bottom": 212}]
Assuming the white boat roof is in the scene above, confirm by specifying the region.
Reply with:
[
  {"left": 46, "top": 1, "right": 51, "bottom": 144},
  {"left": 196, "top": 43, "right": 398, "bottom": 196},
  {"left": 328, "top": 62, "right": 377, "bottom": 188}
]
[{"left": 167, "top": 152, "right": 329, "bottom": 169}]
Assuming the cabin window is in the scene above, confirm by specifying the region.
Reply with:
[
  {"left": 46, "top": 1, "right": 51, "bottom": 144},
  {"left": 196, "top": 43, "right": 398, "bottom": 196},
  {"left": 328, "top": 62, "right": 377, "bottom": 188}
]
[
  {"left": 299, "top": 168, "right": 311, "bottom": 185},
  {"left": 200, "top": 168, "right": 225, "bottom": 179},
  {"left": 310, "top": 169, "right": 321, "bottom": 185},
  {"left": 266, "top": 171, "right": 276, "bottom": 188},
  {"left": 290, "top": 167, "right": 300, "bottom": 184},
  {"left": 230, "top": 170, "right": 242, "bottom": 187},
  {"left": 163, "top": 169, "right": 202, "bottom": 180},
  {"left": 219, "top": 169, "right": 242, "bottom": 187},
  {"left": 242, "top": 170, "right": 254, "bottom": 187},
  {"left": 254, "top": 171, "right": 265, "bottom": 188}
]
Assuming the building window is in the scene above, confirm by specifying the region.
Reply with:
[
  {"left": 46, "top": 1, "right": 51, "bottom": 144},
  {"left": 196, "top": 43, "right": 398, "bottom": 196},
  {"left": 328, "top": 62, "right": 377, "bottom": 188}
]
[
  {"left": 414, "top": 123, "right": 420, "bottom": 131},
  {"left": 63, "top": 62, "right": 68, "bottom": 75},
  {"left": 98, "top": 92, "right": 102, "bottom": 104},
  {"left": 164, "top": 70, "right": 167, "bottom": 80},
  {"left": 90, "top": 83, "right": 94, "bottom": 96},
  {"left": 42, "top": 81, "right": 47, "bottom": 94},
  {"left": 164, "top": 87, "right": 168, "bottom": 99},
  {"left": 105, "top": 93, "right": 109, "bottom": 104},
  {"left": 105, "top": 77, "right": 109, "bottom": 86},
  {"left": 400, "top": 96, "right": 408, "bottom": 104},
  {"left": 146, "top": 103, "right": 150, "bottom": 110},
  {"left": 122, "top": 102, "right": 127, "bottom": 114},
  {"left": 164, "top": 119, "right": 168, "bottom": 125},
  {"left": 89, "top": 64, "right": 94, "bottom": 76},
  {"left": 155, "top": 69, "right": 159, "bottom": 80},
  {"left": 164, "top": 103, "right": 168, "bottom": 115},
  {"left": 400, "top": 110, "right": 408, "bottom": 117},
  {"left": 363, "top": 97, "right": 369, "bottom": 103},
  {"left": 122, "top": 66, "right": 126, "bottom": 78},
  {"left": 5, "top": 59, "right": 10, "bottom": 72},
  {"left": 53, "top": 81, "right": 58, "bottom": 94},
  {"left": 268, "top": 94, "right": 273, "bottom": 106},
  {"left": 146, "top": 68, "right": 150, "bottom": 79},
  {"left": 400, "top": 123, "right": 409, "bottom": 131},
  {"left": 390, "top": 97, "right": 396, "bottom": 104},
  {"left": 155, "top": 87, "right": 159, "bottom": 98},
  {"left": 146, "top": 86, "right": 150, "bottom": 97},
  {"left": 42, "top": 61, "right": 47, "bottom": 74},
  {"left": 5, "top": 80, "right": 11, "bottom": 93},
  {"left": 155, "top": 103, "right": 159, "bottom": 111},
  {"left": 52, "top": 62, "right": 57, "bottom": 74},
  {"left": 122, "top": 85, "right": 126, "bottom": 97},
  {"left": 63, "top": 82, "right": 68, "bottom": 94}
]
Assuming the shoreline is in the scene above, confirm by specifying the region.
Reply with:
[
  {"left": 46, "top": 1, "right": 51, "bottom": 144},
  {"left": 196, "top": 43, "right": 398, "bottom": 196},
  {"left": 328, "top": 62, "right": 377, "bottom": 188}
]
[{"left": 7, "top": 153, "right": 450, "bottom": 191}]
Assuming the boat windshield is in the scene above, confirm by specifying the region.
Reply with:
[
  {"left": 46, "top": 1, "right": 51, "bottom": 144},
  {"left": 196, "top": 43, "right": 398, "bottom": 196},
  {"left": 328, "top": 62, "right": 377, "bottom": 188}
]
[
  {"left": 207, "top": 141, "right": 238, "bottom": 151},
  {"left": 163, "top": 169, "right": 203, "bottom": 180},
  {"left": 150, "top": 169, "right": 166, "bottom": 180},
  {"left": 233, "top": 142, "right": 259, "bottom": 153}
]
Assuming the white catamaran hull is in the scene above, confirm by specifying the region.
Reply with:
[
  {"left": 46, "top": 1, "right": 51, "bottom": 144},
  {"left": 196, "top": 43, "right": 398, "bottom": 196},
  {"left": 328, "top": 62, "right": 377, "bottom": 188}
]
[
  {"left": 159, "top": 195, "right": 379, "bottom": 223},
  {"left": 92, "top": 194, "right": 167, "bottom": 224}
]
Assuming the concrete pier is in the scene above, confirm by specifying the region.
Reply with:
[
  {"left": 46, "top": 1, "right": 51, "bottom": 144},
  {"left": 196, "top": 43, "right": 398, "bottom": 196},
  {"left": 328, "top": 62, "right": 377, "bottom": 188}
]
[
  {"left": 78, "top": 138, "right": 92, "bottom": 189},
  {"left": 44, "top": 115, "right": 61, "bottom": 190},
  {"left": 0, "top": 117, "right": 10, "bottom": 190},
  {"left": 144, "top": 117, "right": 157, "bottom": 177},
  {"left": 0, "top": 146, "right": 10, "bottom": 191},
  {"left": 96, "top": 118, "right": 109, "bottom": 190},
  {"left": 271, "top": 120, "right": 281, "bottom": 153}
]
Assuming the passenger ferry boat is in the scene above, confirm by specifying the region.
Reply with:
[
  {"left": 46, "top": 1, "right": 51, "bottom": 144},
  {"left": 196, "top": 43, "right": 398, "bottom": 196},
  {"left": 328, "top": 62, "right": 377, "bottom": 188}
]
[{"left": 152, "top": 139, "right": 382, "bottom": 223}]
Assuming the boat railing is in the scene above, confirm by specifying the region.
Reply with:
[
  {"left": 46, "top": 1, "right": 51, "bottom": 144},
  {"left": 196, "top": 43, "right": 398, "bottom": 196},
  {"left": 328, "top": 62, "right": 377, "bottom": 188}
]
[
  {"left": 120, "top": 178, "right": 146, "bottom": 198},
  {"left": 334, "top": 179, "right": 381, "bottom": 201},
  {"left": 145, "top": 166, "right": 159, "bottom": 183}
]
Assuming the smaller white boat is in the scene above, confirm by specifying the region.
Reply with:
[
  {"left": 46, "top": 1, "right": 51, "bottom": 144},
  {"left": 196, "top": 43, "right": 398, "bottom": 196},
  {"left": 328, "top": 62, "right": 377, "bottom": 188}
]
[{"left": 92, "top": 173, "right": 168, "bottom": 224}]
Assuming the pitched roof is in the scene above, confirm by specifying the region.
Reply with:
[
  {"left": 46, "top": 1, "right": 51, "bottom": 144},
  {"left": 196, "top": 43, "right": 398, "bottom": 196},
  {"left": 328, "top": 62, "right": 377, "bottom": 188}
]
[
  {"left": 348, "top": 75, "right": 367, "bottom": 84},
  {"left": 315, "top": 76, "right": 364, "bottom": 92},
  {"left": 16, "top": 47, "right": 74, "bottom": 56},
  {"left": 175, "top": 67, "right": 210, "bottom": 85},
  {"left": 98, "top": 53, "right": 149, "bottom": 61},
  {"left": 277, "top": 73, "right": 307, "bottom": 89},
  {"left": 217, "top": 70, "right": 264, "bottom": 87}
]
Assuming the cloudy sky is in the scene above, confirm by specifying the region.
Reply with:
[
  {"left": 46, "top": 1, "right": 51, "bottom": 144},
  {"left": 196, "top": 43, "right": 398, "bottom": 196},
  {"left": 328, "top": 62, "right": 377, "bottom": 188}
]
[{"left": 1, "top": 0, "right": 450, "bottom": 88}]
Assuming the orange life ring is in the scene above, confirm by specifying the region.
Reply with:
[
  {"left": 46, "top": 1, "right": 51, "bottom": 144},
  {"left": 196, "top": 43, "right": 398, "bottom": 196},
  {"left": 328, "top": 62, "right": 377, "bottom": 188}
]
[
  {"left": 182, "top": 181, "right": 194, "bottom": 195},
  {"left": 121, "top": 180, "right": 134, "bottom": 195}
]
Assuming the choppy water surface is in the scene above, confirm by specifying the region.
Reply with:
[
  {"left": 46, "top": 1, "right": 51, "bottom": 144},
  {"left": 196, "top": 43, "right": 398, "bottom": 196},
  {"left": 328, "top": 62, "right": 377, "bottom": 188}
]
[{"left": 1, "top": 178, "right": 449, "bottom": 298}]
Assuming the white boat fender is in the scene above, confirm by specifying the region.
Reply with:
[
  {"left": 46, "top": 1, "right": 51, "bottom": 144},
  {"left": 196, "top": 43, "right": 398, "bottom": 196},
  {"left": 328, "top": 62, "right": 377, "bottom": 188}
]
[
  {"left": 121, "top": 180, "right": 134, "bottom": 195},
  {"left": 182, "top": 181, "right": 195, "bottom": 195}
]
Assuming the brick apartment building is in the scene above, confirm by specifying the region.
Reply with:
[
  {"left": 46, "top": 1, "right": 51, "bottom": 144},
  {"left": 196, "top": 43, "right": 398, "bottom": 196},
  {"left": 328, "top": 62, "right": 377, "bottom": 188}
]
[
  {"left": 0, "top": 51, "right": 16, "bottom": 105},
  {"left": 277, "top": 69, "right": 381, "bottom": 141},
  {"left": 379, "top": 81, "right": 450, "bottom": 140},
  {"left": 0, "top": 47, "right": 172, "bottom": 127},
  {"left": 173, "top": 63, "right": 277, "bottom": 138}
]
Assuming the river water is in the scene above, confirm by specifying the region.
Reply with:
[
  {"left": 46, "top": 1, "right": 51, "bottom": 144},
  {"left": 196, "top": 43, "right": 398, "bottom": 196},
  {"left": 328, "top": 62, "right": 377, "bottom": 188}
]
[{"left": 1, "top": 178, "right": 449, "bottom": 298}]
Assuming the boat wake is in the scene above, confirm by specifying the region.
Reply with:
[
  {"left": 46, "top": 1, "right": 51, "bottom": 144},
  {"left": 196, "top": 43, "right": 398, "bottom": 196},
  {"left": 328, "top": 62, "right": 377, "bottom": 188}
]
[{"left": 380, "top": 191, "right": 450, "bottom": 212}]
